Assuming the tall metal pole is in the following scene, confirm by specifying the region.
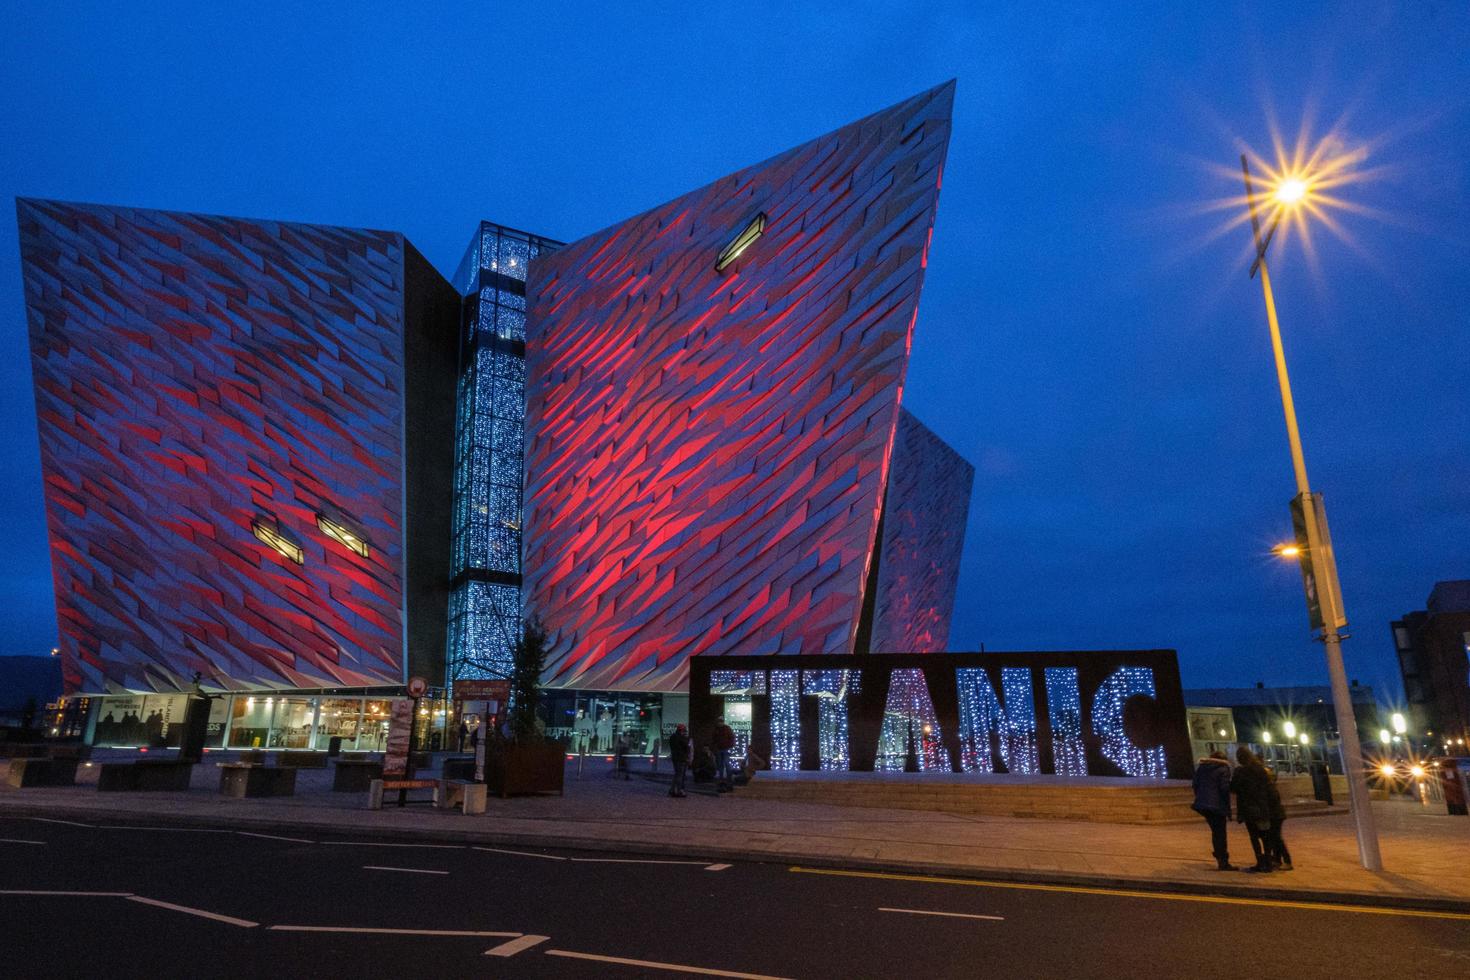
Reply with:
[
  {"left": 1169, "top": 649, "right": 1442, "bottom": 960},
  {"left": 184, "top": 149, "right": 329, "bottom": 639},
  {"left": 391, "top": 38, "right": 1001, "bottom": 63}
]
[{"left": 1242, "top": 157, "right": 1383, "bottom": 872}]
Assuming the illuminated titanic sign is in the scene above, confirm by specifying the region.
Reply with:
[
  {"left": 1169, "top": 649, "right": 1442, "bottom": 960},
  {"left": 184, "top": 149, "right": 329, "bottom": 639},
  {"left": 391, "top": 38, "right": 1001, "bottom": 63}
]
[{"left": 689, "top": 650, "right": 1192, "bottom": 779}]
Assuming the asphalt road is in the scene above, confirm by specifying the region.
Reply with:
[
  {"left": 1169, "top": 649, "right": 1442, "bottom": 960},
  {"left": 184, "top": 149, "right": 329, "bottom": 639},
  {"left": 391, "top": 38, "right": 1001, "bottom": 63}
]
[{"left": 2, "top": 815, "right": 1467, "bottom": 979}]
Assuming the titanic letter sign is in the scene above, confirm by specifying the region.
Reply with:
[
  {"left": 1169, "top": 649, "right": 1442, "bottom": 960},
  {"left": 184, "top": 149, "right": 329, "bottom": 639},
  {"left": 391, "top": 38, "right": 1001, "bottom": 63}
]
[{"left": 689, "top": 650, "right": 1193, "bottom": 780}]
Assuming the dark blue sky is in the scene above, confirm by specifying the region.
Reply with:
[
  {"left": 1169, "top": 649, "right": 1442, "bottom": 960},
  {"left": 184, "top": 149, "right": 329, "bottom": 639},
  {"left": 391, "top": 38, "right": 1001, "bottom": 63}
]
[{"left": 2, "top": 4, "right": 1466, "bottom": 703}]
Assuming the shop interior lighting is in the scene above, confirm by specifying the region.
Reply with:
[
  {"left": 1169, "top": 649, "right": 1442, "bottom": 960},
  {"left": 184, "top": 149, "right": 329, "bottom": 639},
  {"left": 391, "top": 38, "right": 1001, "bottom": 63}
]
[
  {"left": 715, "top": 212, "right": 767, "bottom": 272},
  {"left": 317, "top": 513, "right": 371, "bottom": 558},
  {"left": 252, "top": 519, "right": 304, "bottom": 565}
]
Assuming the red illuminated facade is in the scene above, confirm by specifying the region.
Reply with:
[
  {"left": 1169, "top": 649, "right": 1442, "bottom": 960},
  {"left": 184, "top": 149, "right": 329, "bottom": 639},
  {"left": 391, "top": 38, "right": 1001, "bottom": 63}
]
[
  {"left": 524, "top": 83, "right": 964, "bottom": 692},
  {"left": 19, "top": 201, "right": 458, "bottom": 695}
]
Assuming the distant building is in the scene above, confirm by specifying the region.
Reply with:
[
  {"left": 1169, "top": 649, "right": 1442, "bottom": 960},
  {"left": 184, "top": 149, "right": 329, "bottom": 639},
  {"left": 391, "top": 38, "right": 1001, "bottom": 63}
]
[
  {"left": 1184, "top": 682, "right": 1381, "bottom": 774},
  {"left": 1392, "top": 581, "right": 1470, "bottom": 753},
  {"left": 0, "top": 654, "right": 63, "bottom": 726}
]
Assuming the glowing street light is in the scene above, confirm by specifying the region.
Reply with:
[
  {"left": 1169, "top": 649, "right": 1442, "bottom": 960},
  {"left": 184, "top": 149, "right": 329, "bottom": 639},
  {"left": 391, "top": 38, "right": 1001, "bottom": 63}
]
[
  {"left": 1299, "top": 733, "right": 1310, "bottom": 746},
  {"left": 1241, "top": 149, "right": 1382, "bottom": 872},
  {"left": 1379, "top": 728, "right": 1391, "bottom": 745},
  {"left": 1273, "top": 543, "right": 1302, "bottom": 558},
  {"left": 1391, "top": 713, "right": 1407, "bottom": 735},
  {"left": 1261, "top": 730, "right": 1272, "bottom": 744},
  {"left": 1283, "top": 720, "right": 1297, "bottom": 739}
]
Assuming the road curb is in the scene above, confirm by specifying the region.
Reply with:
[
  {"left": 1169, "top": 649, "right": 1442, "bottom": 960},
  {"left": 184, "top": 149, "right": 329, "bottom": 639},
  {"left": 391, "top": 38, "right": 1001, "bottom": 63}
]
[{"left": 3, "top": 798, "right": 1466, "bottom": 915}]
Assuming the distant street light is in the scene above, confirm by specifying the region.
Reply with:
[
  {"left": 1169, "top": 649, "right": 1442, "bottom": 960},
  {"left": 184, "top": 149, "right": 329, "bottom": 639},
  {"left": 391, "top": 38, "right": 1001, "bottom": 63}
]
[
  {"left": 1242, "top": 152, "right": 1382, "bottom": 871},
  {"left": 1299, "top": 732, "right": 1310, "bottom": 745},
  {"left": 1379, "top": 728, "right": 1391, "bottom": 745},
  {"left": 1392, "top": 713, "right": 1407, "bottom": 735},
  {"left": 1261, "top": 730, "right": 1272, "bottom": 744},
  {"left": 1283, "top": 721, "right": 1297, "bottom": 739}
]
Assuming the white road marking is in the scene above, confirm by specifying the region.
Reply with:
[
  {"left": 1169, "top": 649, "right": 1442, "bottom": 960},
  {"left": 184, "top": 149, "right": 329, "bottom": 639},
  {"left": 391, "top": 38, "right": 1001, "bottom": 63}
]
[
  {"left": 126, "top": 895, "right": 259, "bottom": 927},
  {"left": 472, "top": 845, "right": 568, "bottom": 861},
  {"left": 0, "top": 838, "right": 46, "bottom": 845},
  {"left": 271, "top": 925, "right": 519, "bottom": 937},
  {"left": 0, "top": 890, "right": 133, "bottom": 897},
  {"left": 879, "top": 906, "right": 1005, "bottom": 922},
  {"left": 362, "top": 865, "right": 449, "bottom": 875},
  {"left": 484, "top": 934, "right": 550, "bottom": 957},
  {"left": 567, "top": 856, "right": 708, "bottom": 866},
  {"left": 236, "top": 831, "right": 314, "bottom": 844},
  {"left": 705, "top": 863, "right": 732, "bottom": 871},
  {"left": 545, "top": 950, "right": 793, "bottom": 979},
  {"left": 322, "top": 841, "right": 463, "bottom": 849},
  {"left": 109, "top": 826, "right": 232, "bottom": 833},
  {"left": 27, "top": 817, "right": 92, "bottom": 827}
]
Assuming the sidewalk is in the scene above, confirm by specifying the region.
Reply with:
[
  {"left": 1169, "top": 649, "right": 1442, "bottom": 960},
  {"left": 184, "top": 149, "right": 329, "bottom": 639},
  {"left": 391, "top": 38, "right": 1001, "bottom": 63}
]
[{"left": 5, "top": 755, "right": 1468, "bottom": 911}]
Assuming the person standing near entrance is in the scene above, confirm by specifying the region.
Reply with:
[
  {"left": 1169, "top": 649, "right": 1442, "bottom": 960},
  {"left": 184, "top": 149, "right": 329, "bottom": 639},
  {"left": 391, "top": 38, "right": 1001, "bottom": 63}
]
[
  {"left": 1264, "top": 765, "right": 1294, "bottom": 871},
  {"left": 712, "top": 716, "right": 736, "bottom": 792},
  {"left": 1191, "top": 750, "right": 1235, "bottom": 870},
  {"left": 1231, "top": 747, "right": 1274, "bottom": 873},
  {"left": 668, "top": 724, "right": 691, "bottom": 798}
]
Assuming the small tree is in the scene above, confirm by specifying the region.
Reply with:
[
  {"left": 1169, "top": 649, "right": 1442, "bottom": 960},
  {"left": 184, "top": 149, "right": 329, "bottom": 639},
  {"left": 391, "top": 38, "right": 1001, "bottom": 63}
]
[{"left": 508, "top": 616, "right": 549, "bottom": 741}]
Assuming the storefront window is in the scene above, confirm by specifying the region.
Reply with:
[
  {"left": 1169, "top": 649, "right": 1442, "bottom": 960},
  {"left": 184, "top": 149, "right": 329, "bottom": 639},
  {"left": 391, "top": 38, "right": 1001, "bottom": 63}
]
[
  {"left": 204, "top": 695, "right": 230, "bottom": 747},
  {"left": 229, "top": 696, "right": 274, "bottom": 748},
  {"left": 317, "top": 699, "right": 363, "bottom": 750},
  {"left": 268, "top": 699, "right": 315, "bottom": 748},
  {"left": 360, "top": 700, "right": 391, "bottom": 751}
]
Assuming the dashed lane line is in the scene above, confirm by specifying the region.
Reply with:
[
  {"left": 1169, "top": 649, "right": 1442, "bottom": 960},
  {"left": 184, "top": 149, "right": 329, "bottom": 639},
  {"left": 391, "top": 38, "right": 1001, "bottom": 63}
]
[
  {"left": 544, "top": 949, "right": 793, "bottom": 979},
  {"left": 235, "top": 831, "right": 315, "bottom": 844},
  {"left": 879, "top": 906, "right": 1005, "bottom": 922},
  {"left": 567, "top": 856, "right": 709, "bottom": 866},
  {"left": 472, "top": 845, "right": 567, "bottom": 861},
  {"left": 789, "top": 867, "right": 1470, "bottom": 922},
  {"left": 362, "top": 865, "right": 450, "bottom": 875},
  {"left": 126, "top": 895, "right": 259, "bottom": 928},
  {"left": 271, "top": 925, "right": 519, "bottom": 938},
  {"left": 0, "top": 890, "right": 133, "bottom": 897},
  {"left": 484, "top": 934, "right": 550, "bottom": 957},
  {"left": 25, "top": 817, "right": 92, "bottom": 828},
  {"left": 321, "top": 841, "right": 462, "bottom": 849},
  {"left": 0, "top": 838, "right": 46, "bottom": 845}
]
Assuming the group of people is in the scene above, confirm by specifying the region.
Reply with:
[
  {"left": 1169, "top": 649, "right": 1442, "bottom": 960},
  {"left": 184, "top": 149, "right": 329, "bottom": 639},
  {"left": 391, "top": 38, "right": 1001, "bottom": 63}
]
[
  {"left": 666, "top": 716, "right": 764, "bottom": 798},
  {"left": 1192, "top": 746, "right": 1294, "bottom": 873}
]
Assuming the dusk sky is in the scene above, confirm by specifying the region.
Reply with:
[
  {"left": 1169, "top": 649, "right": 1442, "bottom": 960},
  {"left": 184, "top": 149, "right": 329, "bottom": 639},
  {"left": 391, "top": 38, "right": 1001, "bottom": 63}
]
[{"left": 2, "top": 3, "right": 1466, "bottom": 702}]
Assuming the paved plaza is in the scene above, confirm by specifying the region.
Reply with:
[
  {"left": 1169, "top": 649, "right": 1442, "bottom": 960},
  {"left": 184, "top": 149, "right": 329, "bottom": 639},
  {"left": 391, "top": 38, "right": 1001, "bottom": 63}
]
[{"left": 3, "top": 753, "right": 1467, "bottom": 910}]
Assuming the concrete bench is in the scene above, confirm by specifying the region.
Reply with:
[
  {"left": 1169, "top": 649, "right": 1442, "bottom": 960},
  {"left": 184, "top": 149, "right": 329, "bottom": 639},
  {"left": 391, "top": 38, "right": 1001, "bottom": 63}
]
[
  {"left": 367, "top": 777, "right": 437, "bottom": 809},
  {"left": 218, "top": 763, "right": 297, "bottom": 798},
  {"left": 7, "top": 757, "right": 79, "bottom": 788},
  {"left": 97, "top": 760, "right": 194, "bottom": 792},
  {"left": 332, "top": 758, "right": 383, "bottom": 792},
  {"left": 277, "top": 750, "right": 328, "bottom": 768},
  {"left": 436, "top": 778, "right": 487, "bottom": 815}
]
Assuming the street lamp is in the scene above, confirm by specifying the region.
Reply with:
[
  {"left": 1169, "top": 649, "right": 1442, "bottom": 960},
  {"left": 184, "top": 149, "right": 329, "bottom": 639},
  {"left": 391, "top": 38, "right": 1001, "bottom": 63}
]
[
  {"left": 1242, "top": 154, "right": 1383, "bottom": 871},
  {"left": 1391, "top": 713, "right": 1407, "bottom": 735}
]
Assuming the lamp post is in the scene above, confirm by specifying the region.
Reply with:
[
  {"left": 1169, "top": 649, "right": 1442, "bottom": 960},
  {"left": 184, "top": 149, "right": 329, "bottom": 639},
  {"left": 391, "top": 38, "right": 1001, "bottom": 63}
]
[{"left": 1242, "top": 156, "right": 1383, "bottom": 871}]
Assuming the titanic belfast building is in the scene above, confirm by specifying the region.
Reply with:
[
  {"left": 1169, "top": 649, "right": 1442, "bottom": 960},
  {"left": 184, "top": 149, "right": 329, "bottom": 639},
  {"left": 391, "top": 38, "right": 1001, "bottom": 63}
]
[{"left": 18, "top": 83, "right": 973, "bottom": 752}]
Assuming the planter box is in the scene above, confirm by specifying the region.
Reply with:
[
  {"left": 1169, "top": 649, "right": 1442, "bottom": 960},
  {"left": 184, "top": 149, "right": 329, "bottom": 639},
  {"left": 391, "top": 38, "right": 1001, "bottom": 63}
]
[
  {"left": 484, "top": 743, "right": 565, "bottom": 798},
  {"left": 7, "top": 757, "right": 78, "bottom": 788}
]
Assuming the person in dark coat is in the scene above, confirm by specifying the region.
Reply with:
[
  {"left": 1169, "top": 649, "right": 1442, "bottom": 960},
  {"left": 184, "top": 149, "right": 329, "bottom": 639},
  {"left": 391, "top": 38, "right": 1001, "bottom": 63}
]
[
  {"left": 711, "top": 716, "right": 736, "bottom": 792},
  {"left": 1191, "top": 750, "right": 1236, "bottom": 870},
  {"left": 1230, "top": 746, "right": 1274, "bottom": 872},
  {"left": 667, "top": 724, "right": 691, "bottom": 798},
  {"left": 1264, "top": 766, "right": 1293, "bottom": 870}
]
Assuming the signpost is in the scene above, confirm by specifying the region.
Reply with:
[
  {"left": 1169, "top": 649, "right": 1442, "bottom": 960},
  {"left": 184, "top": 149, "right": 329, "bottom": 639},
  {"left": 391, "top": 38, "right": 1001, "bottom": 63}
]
[{"left": 382, "top": 698, "right": 414, "bottom": 777}]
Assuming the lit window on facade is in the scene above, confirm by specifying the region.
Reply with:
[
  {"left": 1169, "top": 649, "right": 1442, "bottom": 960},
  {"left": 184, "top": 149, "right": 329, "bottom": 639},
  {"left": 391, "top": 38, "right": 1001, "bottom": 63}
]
[
  {"left": 251, "top": 518, "right": 304, "bottom": 565},
  {"left": 715, "top": 212, "right": 767, "bottom": 272},
  {"left": 316, "top": 513, "right": 370, "bottom": 558}
]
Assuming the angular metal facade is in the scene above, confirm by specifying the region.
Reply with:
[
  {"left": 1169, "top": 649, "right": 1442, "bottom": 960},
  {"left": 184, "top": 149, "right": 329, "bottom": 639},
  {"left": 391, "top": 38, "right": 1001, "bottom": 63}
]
[
  {"left": 19, "top": 200, "right": 457, "bottom": 694},
  {"left": 523, "top": 83, "right": 957, "bottom": 692},
  {"left": 869, "top": 409, "right": 974, "bottom": 653}
]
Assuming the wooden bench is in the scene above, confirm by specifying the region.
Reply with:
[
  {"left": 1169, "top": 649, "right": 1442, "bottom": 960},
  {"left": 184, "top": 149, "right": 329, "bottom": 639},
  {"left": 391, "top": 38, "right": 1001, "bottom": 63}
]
[
  {"left": 367, "top": 777, "right": 438, "bottom": 809},
  {"left": 218, "top": 763, "right": 297, "bottom": 798},
  {"left": 332, "top": 758, "right": 383, "bottom": 792},
  {"left": 436, "top": 778, "right": 487, "bottom": 815},
  {"left": 97, "top": 760, "right": 194, "bottom": 792},
  {"left": 7, "top": 757, "right": 79, "bottom": 788},
  {"left": 277, "top": 750, "right": 328, "bottom": 768}
]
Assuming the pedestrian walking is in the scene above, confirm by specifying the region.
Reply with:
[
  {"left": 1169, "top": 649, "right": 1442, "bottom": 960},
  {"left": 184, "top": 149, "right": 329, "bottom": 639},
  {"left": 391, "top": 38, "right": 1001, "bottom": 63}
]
[
  {"left": 1191, "top": 750, "right": 1236, "bottom": 870},
  {"left": 712, "top": 716, "right": 736, "bottom": 792},
  {"left": 668, "top": 723, "right": 691, "bottom": 797},
  {"left": 458, "top": 720, "right": 470, "bottom": 752},
  {"left": 1230, "top": 746, "right": 1274, "bottom": 873},
  {"left": 1264, "top": 765, "right": 1294, "bottom": 871}
]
